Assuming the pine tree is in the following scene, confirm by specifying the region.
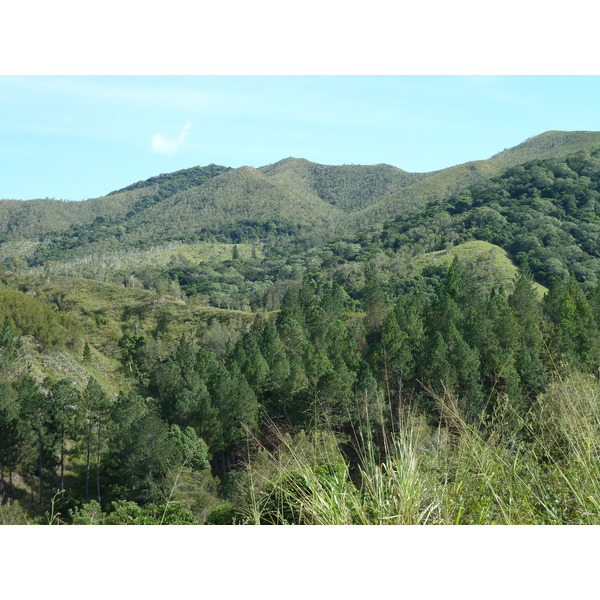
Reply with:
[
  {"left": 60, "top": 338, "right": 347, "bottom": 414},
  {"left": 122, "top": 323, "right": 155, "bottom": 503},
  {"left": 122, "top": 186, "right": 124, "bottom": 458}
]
[
  {"left": 0, "top": 379, "right": 19, "bottom": 495},
  {"left": 363, "top": 262, "right": 387, "bottom": 338},
  {"left": 211, "top": 363, "right": 258, "bottom": 456},
  {"left": 260, "top": 320, "right": 291, "bottom": 391},
  {"left": 376, "top": 313, "right": 414, "bottom": 406},
  {"left": 49, "top": 379, "right": 79, "bottom": 495},
  {"left": 17, "top": 375, "right": 54, "bottom": 505},
  {"left": 298, "top": 276, "right": 323, "bottom": 341},
  {"left": 509, "top": 268, "right": 546, "bottom": 398},
  {"left": 80, "top": 377, "right": 110, "bottom": 502},
  {"left": 82, "top": 341, "right": 92, "bottom": 363}
]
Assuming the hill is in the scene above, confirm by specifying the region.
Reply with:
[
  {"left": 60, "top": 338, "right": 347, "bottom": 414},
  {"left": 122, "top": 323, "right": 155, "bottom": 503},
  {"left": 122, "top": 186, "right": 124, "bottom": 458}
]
[
  {"left": 347, "top": 130, "right": 600, "bottom": 230},
  {"left": 258, "top": 157, "right": 432, "bottom": 212},
  {"left": 409, "top": 240, "right": 548, "bottom": 298},
  {"left": 2, "top": 131, "right": 600, "bottom": 265}
]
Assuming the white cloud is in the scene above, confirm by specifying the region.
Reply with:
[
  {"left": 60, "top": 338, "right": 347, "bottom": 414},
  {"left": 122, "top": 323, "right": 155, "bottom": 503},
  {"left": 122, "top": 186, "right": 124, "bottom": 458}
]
[{"left": 151, "top": 120, "right": 191, "bottom": 155}]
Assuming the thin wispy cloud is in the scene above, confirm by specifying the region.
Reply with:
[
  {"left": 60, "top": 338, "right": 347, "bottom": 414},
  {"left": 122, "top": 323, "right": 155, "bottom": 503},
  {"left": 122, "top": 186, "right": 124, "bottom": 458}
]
[
  {"left": 464, "top": 76, "right": 541, "bottom": 110},
  {"left": 151, "top": 120, "right": 191, "bottom": 155}
]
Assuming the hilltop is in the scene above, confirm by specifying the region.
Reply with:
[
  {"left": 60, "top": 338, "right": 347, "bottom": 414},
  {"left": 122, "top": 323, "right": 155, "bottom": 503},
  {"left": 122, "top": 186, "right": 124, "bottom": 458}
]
[{"left": 2, "top": 131, "right": 600, "bottom": 264}]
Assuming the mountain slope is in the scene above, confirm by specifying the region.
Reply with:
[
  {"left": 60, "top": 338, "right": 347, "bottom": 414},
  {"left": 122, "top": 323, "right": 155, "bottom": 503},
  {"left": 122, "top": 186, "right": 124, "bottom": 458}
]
[
  {"left": 2, "top": 130, "right": 600, "bottom": 265},
  {"left": 0, "top": 164, "right": 232, "bottom": 242},
  {"left": 114, "top": 165, "right": 343, "bottom": 245},
  {"left": 259, "top": 157, "right": 433, "bottom": 212},
  {"left": 347, "top": 130, "right": 600, "bottom": 230}
]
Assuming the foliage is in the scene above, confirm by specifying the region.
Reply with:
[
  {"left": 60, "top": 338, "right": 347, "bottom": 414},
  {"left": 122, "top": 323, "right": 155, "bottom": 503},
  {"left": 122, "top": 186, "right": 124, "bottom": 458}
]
[
  {"left": 3, "top": 132, "right": 600, "bottom": 525},
  {"left": 69, "top": 499, "right": 197, "bottom": 524}
]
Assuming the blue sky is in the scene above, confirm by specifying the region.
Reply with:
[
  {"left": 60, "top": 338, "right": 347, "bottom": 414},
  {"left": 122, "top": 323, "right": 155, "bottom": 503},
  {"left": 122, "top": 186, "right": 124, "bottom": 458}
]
[{"left": 1, "top": 75, "right": 600, "bottom": 201}]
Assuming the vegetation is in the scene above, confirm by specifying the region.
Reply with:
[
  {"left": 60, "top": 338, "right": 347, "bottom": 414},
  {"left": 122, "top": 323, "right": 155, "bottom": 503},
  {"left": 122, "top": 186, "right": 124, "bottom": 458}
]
[{"left": 1, "top": 130, "right": 600, "bottom": 525}]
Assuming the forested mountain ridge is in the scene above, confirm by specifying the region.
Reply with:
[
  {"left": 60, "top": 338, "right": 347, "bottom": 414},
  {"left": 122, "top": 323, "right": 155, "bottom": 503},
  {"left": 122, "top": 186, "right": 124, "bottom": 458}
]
[
  {"left": 258, "top": 157, "right": 434, "bottom": 212},
  {"left": 346, "top": 130, "right": 600, "bottom": 229},
  {"left": 2, "top": 131, "right": 600, "bottom": 264},
  {"left": 2, "top": 130, "right": 600, "bottom": 525}
]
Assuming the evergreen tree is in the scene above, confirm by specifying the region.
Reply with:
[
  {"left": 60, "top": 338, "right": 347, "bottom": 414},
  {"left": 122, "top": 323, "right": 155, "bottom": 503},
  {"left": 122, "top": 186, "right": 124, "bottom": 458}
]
[
  {"left": 79, "top": 377, "right": 111, "bottom": 503},
  {"left": 362, "top": 262, "right": 387, "bottom": 338},
  {"left": 277, "top": 314, "right": 309, "bottom": 362},
  {"left": 82, "top": 342, "right": 92, "bottom": 363},
  {"left": 509, "top": 268, "right": 547, "bottom": 398},
  {"left": 544, "top": 276, "right": 600, "bottom": 371},
  {"left": 211, "top": 363, "right": 258, "bottom": 458},
  {"left": 316, "top": 359, "right": 357, "bottom": 433},
  {"left": 104, "top": 392, "right": 178, "bottom": 504},
  {"left": 375, "top": 313, "right": 415, "bottom": 406},
  {"left": 118, "top": 329, "right": 148, "bottom": 378},
  {"left": 298, "top": 276, "right": 323, "bottom": 340},
  {"left": 49, "top": 379, "right": 79, "bottom": 495},
  {"left": 0, "top": 379, "right": 19, "bottom": 495},
  {"left": 259, "top": 320, "right": 291, "bottom": 418},
  {"left": 17, "top": 375, "right": 55, "bottom": 505}
]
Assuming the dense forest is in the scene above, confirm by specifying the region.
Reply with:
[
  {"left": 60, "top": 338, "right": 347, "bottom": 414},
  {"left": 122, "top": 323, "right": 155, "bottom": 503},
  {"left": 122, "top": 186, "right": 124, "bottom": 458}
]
[{"left": 1, "top": 131, "right": 600, "bottom": 524}]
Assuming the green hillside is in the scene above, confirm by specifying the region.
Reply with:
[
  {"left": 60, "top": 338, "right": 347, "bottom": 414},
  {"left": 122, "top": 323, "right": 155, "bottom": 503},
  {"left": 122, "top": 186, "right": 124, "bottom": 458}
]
[
  {"left": 123, "top": 165, "right": 341, "bottom": 239},
  {"left": 2, "top": 131, "right": 600, "bottom": 266},
  {"left": 0, "top": 164, "right": 231, "bottom": 252},
  {"left": 349, "top": 130, "right": 600, "bottom": 230},
  {"left": 259, "top": 158, "right": 432, "bottom": 212},
  {"left": 409, "top": 240, "right": 548, "bottom": 298}
]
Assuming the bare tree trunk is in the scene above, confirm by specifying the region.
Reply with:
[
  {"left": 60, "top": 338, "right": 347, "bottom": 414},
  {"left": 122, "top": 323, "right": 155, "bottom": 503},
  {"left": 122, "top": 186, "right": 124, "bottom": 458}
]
[
  {"left": 38, "top": 435, "right": 43, "bottom": 506},
  {"left": 85, "top": 421, "right": 92, "bottom": 502},
  {"left": 60, "top": 424, "right": 65, "bottom": 494},
  {"left": 96, "top": 428, "right": 101, "bottom": 504}
]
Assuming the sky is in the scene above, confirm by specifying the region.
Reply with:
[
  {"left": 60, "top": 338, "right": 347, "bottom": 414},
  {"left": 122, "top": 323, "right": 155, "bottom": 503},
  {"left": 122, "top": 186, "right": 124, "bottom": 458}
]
[{"left": 1, "top": 75, "right": 600, "bottom": 201}]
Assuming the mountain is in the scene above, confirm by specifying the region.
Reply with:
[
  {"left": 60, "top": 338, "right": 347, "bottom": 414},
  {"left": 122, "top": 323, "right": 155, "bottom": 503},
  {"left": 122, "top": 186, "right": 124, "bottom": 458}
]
[
  {"left": 258, "top": 157, "right": 432, "bottom": 212},
  {"left": 346, "top": 130, "right": 600, "bottom": 229},
  {"left": 2, "top": 130, "right": 600, "bottom": 265},
  {"left": 0, "top": 128, "right": 598, "bottom": 270}
]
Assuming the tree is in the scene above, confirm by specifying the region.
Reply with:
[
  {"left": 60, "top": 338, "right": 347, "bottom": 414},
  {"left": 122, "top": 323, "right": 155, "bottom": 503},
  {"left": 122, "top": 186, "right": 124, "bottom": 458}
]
[
  {"left": 104, "top": 392, "right": 177, "bottom": 505},
  {"left": 543, "top": 276, "right": 600, "bottom": 371},
  {"left": 211, "top": 364, "right": 258, "bottom": 459},
  {"left": 0, "top": 379, "right": 19, "bottom": 495},
  {"left": 375, "top": 313, "right": 414, "bottom": 407},
  {"left": 82, "top": 342, "right": 92, "bottom": 363},
  {"left": 17, "top": 375, "right": 55, "bottom": 505},
  {"left": 49, "top": 379, "right": 79, "bottom": 494},
  {"left": 260, "top": 320, "right": 290, "bottom": 392},
  {"left": 79, "top": 377, "right": 111, "bottom": 502},
  {"left": 363, "top": 262, "right": 387, "bottom": 338},
  {"left": 166, "top": 424, "right": 210, "bottom": 472},
  {"left": 118, "top": 330, "right": 148, "bottom": 377}
]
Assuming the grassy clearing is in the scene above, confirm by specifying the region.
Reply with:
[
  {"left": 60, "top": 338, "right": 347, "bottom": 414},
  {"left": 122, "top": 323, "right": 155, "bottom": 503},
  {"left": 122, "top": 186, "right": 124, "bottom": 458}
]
[
  {"left": 13, "top": 274, "right": 256, "bottom": 350},
  {"left": 411, "top": 241, "right": 548, "bottom": 297}
]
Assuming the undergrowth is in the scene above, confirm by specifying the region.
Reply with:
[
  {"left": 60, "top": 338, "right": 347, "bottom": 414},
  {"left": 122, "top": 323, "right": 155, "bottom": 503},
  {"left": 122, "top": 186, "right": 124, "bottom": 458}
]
[{"left": 234, "top": 372, "right": 600, "bottom": 525}]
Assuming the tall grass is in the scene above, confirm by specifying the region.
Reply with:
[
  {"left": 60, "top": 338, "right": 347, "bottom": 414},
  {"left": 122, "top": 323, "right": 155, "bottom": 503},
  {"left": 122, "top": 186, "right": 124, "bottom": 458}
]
[{"left": 238, "top": 373, "right": 600, "bottom": 524}]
